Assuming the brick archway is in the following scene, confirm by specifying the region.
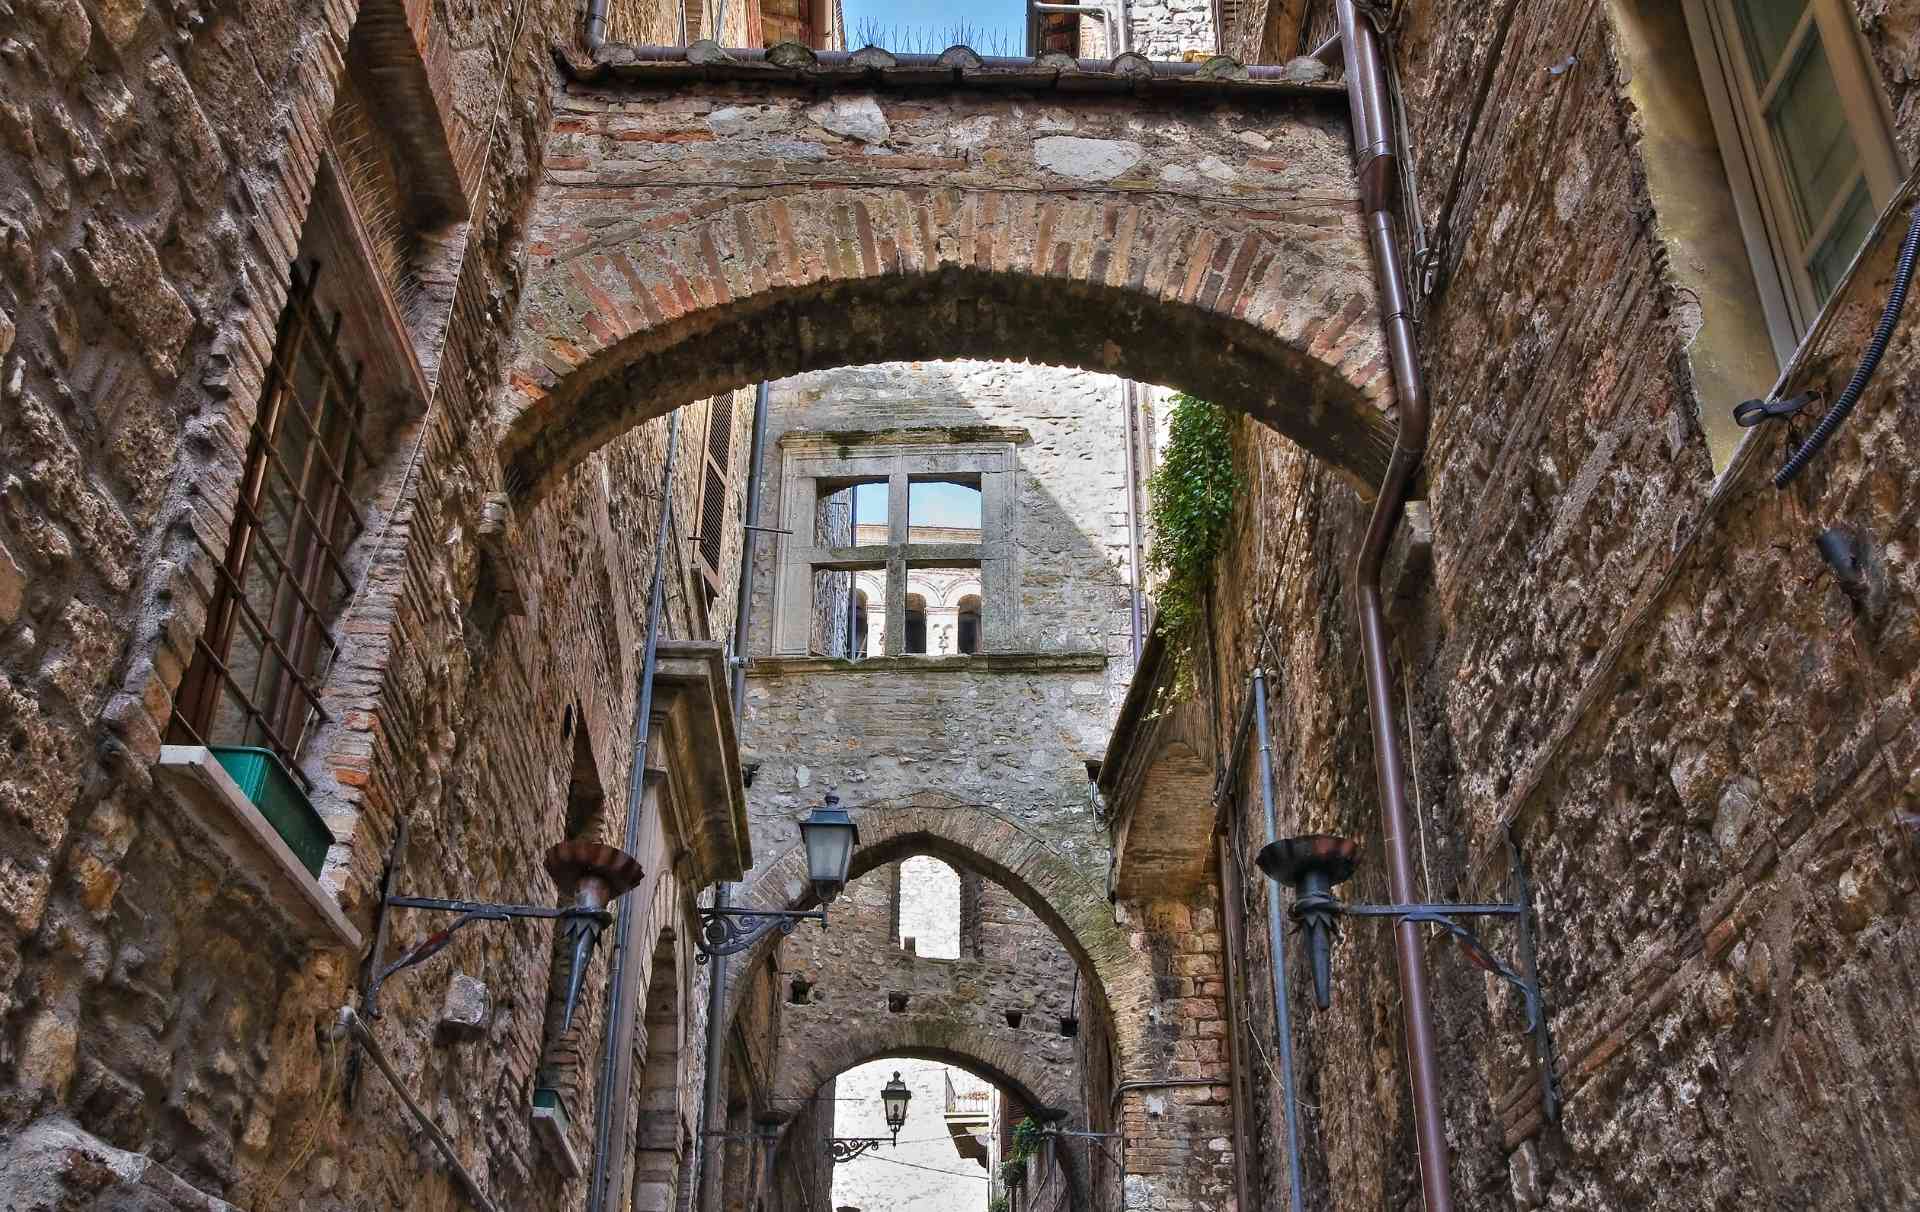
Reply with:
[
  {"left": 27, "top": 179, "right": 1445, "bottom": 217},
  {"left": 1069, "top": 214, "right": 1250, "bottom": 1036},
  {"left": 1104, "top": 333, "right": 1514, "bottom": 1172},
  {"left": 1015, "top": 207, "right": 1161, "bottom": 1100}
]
[
  {"left": 498, "top": 68, "right": 1390, "bottom": 503},
  {"left": 723, "top": 803, "right": 1143, "bottom": 1071}
]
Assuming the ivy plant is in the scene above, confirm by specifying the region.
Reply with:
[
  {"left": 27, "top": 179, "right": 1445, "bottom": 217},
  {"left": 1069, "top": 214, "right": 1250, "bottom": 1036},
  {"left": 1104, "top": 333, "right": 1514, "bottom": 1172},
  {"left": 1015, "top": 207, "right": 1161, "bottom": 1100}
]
[
  {"left": 1012, "top": 1115, "right": 1044, "bottom": 1160},
  {"left": 1145, "top": 391, "right": 1240, "bottom": 652}
]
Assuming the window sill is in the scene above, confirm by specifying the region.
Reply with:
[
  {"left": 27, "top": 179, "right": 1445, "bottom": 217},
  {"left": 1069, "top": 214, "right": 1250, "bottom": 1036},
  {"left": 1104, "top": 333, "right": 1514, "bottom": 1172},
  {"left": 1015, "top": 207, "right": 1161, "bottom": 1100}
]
[
  {"left": 749, "top": 651, "right": 1107, "bottom": 675},
  {"left": 153, "top": 745, "right": 362, "bottom": 952}
]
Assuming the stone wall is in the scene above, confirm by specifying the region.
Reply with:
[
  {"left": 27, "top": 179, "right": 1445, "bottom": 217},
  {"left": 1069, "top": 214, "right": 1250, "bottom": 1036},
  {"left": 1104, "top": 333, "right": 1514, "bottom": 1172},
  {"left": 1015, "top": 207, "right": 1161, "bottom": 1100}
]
[
  {"left": 1127, "top": 0, "right": 1218, "bottom": 60},
  {"left": 0, "top": 0, "right": 761, "bottom": 1208},
  {"left": 1195, "top": 2, "right": 1920, "bottom": 1210}
]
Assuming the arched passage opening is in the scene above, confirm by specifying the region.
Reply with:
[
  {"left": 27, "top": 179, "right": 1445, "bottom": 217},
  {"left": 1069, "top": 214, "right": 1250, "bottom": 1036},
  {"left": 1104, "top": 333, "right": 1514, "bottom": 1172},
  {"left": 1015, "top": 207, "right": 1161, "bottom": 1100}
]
[
  {"left": 500, "top": 71, "right": 1392, "bottom": 1212},
  {"left": 502, "top": 268, "right": 1390, "bottom": 507},
  {"left": 769, "top": 1045, "right": 1092, "bottom": 1212},
  {"left": 722, "top": 804, "right": 1128, "bottom": 1058}
]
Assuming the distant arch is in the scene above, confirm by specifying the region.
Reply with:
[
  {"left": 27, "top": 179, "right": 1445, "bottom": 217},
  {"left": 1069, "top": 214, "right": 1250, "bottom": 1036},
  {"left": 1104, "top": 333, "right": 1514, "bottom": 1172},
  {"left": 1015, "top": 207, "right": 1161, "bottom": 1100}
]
[{"left": 723, "top": 802, "right": 1147, "bottom": 1075}]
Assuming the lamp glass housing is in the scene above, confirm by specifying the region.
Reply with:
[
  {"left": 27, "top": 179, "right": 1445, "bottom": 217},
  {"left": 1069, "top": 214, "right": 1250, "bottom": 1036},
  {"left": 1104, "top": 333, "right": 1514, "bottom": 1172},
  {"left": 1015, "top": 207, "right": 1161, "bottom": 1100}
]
[
  {"left": 798, "top": 794, "right": 858, "bottom": 904},
  {"left": 881, "top": 1071, "right": 912, "bottom": 1137}
]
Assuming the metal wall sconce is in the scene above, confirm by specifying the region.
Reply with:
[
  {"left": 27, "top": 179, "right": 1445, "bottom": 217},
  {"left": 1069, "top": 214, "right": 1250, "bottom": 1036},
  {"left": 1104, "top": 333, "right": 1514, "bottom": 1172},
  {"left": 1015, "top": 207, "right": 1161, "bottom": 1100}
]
[
  {"left": 365, "top": 840, "right": 646, "bottom": 1033},
  {"left": 1258, "top": 830, "right": 1561, "bottom": 1121},
  {"left": 830, "top": 1071, "right": 913, "bottom": 1161},
  {"left": 696, "top": 793, "right": 858, "bottom": 963}
]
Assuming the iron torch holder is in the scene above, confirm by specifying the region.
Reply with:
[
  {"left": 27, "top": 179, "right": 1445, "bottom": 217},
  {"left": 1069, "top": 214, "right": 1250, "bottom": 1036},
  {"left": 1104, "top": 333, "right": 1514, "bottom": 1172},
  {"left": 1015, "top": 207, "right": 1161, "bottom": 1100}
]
[{"left": 1261, "top": 830, "right": 1561, "bottom": 1123}]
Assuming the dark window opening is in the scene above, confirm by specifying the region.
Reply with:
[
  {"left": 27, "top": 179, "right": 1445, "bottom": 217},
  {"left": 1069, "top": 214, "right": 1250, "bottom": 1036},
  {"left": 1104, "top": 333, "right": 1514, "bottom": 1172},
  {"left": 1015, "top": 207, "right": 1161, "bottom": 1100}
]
[
  {"left": 904, "top": 593, "right": 928, "bottom": 655},
  {"left": 956, "top": 594, "right": 981, "bottom": 655}
]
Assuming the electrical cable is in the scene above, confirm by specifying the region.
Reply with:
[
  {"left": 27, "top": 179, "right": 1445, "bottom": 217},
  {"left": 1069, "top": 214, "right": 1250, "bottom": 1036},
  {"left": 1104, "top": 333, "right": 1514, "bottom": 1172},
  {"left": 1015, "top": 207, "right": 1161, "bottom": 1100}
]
[
  {"left": 842, "top": 1151, "right": 991, "bottom": 1180},
  {"left": 1774, "top": 201, "right": 1920, "bottom": 486}
]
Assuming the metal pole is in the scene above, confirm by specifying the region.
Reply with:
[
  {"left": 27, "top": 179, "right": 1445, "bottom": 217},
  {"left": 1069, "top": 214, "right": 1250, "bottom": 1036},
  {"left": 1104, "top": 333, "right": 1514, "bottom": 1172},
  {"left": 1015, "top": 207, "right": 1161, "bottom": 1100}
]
[
  {"left": 1121, "top": 382, "right": 1146, "bottom": 668},
  {"left": 337, "top": 1008, "right": 505, "bottom": 1212},
  {"left": 1252, "top": 669, "right": 1308, "bottom": 1212},
  {"left": 586, "top": 409, "right": 683, "bottom": 1212},
  {"left": 731, "top": 382, "right": 771, "bottom": 716},
  {"left": 1334, "top": 2, "right": 1449, "bottom": 1208}
]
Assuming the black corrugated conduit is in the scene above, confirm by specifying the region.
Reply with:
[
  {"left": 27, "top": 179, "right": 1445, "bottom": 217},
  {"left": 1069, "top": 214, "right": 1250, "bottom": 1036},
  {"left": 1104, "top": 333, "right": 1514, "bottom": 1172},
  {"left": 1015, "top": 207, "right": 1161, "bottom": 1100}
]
[{"left": 1774, "top": 203, "right": 1920, "bottom": 487}]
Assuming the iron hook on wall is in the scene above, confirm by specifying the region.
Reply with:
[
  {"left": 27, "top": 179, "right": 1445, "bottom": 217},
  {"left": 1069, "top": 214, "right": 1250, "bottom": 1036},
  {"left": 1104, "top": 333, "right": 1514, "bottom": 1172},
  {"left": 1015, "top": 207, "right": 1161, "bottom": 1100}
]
[{"left": 1257, "top": 829, "right": 1561, "bottom": 1122}]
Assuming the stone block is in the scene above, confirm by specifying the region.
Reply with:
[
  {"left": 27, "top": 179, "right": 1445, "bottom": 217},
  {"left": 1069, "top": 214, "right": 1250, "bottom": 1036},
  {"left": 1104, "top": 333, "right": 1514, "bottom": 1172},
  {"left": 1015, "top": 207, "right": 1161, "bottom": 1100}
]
[
  {"left": 0, "top": 1117, "right": 241, "bottom": 1209},
  {"left": 439, "top": 971, "right": 492, "bottom": 1039},
  {"left": 77, "top": 217, "right": 194, "bottom": 380}
]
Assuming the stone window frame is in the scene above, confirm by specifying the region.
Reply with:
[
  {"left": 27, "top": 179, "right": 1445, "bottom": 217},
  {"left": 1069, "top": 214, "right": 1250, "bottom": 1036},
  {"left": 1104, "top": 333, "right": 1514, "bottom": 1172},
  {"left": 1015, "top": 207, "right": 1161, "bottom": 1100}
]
[
  {"left": 1682, "top": 0, "right": 1903, "bottom": 360},
  {"left": 770, "top": 429, "right": 1025, "bottom": 659}
]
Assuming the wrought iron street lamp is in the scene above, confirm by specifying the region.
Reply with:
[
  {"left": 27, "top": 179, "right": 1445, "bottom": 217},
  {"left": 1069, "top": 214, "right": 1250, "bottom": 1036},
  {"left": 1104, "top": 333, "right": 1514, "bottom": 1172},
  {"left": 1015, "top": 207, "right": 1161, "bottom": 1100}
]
[
  {"left": 696, "top": 792, "right": 859, "bottom": 963},
  {"left": 830, "top": 1070, "right": 914, "bottom": 1162},
  {"left": 1257, "top": 830, "right": 1562, "bottom": 1122},
  {"left": 881, "top": 1070, "right": 912, "bottom": 1142}
]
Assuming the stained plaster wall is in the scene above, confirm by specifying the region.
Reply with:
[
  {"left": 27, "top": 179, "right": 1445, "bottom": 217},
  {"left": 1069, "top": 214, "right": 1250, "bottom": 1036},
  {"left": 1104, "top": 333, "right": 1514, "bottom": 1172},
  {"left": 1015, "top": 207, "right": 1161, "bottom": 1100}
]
[{"left": 1196, "top": 2, "right": 1920, "bottom": 1210}]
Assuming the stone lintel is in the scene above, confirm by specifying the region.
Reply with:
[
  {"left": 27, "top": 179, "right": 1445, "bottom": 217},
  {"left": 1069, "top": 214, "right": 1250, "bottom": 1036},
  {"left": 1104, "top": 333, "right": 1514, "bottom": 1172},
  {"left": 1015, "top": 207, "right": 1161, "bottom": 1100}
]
[
  {"left": 152, "top": 746, "right": 363, "bottom": 952},
  {"left": 649, "top": 639, "right": 752, "bottom": 882},
  {"left": 747, "top": 651, "right": 1107, "bottom": 676},
  {"left": 780, "top": 425, "right": 1033, "bottom": 452},
  {"left": 348, "top": 0, "right": 477, "bottom": 221}
]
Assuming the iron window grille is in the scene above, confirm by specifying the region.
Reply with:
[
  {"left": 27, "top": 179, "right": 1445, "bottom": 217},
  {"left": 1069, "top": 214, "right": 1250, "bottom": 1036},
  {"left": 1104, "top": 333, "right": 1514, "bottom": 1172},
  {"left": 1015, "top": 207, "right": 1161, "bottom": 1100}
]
[{"left": 167, "top": 261, "right": 372, "bottom": 786}]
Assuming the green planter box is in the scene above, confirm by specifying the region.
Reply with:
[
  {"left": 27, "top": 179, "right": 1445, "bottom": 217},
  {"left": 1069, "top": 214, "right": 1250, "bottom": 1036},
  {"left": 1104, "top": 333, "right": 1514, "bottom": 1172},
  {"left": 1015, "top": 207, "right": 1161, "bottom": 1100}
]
[{"left": 208, "top": 746, "right": 332, "bottom": 878}]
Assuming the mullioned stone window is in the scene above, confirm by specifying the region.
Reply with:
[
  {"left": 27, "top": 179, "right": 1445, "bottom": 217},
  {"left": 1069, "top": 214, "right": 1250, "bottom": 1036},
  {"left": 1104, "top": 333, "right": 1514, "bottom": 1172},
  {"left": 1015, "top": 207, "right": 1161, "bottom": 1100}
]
[{"left": 771, "top": 430, "right": 1023, "bottom": 658}]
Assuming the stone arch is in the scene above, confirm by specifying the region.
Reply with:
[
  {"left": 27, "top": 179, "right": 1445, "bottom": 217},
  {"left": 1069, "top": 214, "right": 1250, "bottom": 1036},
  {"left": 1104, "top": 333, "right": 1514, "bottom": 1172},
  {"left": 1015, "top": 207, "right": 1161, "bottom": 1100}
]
[
  {"left": 771, "top": 1028, "right": 1091, "bottom": 1212},
  {"left": 501, "top": 181, "right": 1390, "bottom": 504},
  {"left": 723, "top": 803, "right": 1144, "bottom": 1073},
  {"left": 772, "top": 1022, "right": 1075, "bottom": 1118}
]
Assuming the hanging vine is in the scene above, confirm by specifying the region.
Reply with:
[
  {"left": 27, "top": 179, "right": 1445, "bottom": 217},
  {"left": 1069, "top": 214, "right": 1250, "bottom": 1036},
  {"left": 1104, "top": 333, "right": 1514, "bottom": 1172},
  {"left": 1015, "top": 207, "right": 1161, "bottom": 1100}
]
[{"left": 1145, "top": 392, "right": 1240, "bottom": 664}]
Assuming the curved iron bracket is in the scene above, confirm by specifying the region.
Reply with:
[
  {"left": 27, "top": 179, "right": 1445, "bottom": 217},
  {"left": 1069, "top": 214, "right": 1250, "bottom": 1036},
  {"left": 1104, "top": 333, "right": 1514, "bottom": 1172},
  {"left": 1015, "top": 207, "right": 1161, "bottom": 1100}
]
[
  {"left": 695, "top": 906, "right": 828, "bottom": 964},
  {"left": 1290, "top": 834, "right": 1560, "bottom": 1122},
  {"left": 829, "top": 1138, "right": 887, "bottom": 1164}
]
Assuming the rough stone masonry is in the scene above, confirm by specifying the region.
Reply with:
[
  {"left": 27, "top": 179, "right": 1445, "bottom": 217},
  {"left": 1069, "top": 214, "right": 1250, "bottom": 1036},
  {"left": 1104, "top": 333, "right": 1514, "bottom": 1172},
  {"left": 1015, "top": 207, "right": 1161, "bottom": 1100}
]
[{"left": 3, "top": 0, "right": 1919, "bottom": 1209}]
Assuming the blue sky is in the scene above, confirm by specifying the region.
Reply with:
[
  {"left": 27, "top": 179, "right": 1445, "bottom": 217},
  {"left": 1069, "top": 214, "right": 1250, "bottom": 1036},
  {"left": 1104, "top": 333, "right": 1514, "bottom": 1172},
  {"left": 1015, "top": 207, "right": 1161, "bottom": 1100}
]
[
  {"left": 853, "top": 481, "right": 982, "bottom": 529},
  {"left": 841, "top": 0, "right": 1026, "bottom": 54}
]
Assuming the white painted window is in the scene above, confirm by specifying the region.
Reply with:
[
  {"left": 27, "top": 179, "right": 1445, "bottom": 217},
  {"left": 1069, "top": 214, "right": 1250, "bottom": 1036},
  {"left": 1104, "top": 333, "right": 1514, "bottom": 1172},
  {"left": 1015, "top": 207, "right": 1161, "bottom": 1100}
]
[{"left": 1685, "top": 0, "right": 1903, "bottom": 358}]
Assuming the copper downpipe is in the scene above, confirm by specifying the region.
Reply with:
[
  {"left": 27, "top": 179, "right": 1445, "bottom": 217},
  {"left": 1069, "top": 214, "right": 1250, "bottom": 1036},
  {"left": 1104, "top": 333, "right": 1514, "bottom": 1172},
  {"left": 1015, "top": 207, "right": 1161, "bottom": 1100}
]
[{"left": 1335, "top": 3, "right": 1452, "bottom": 1211}]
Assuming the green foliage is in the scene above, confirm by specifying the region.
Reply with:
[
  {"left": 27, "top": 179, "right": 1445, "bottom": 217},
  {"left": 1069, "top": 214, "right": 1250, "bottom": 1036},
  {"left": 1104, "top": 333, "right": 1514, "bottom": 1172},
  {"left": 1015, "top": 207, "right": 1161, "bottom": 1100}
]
[
  {"left": 989, "top": 1198, "right": 1012, "bottom": 1212},
  {"left": 1146, "top": 392, "right": 1240, "bottom": 646},
  {"left": 999, "top": 1155, "right": 1028, "bottom": 1186},
  {"left": 1012, "top": 1116, "right": 1043, "bottom": 1160}
]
